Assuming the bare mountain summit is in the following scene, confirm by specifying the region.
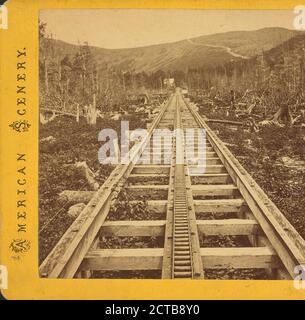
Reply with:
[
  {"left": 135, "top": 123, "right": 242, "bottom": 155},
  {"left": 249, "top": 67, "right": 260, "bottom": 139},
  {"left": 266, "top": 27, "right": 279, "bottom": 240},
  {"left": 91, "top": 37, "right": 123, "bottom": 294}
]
[{"left": 41, "top": 27, "right": 299, "bottom": 72}]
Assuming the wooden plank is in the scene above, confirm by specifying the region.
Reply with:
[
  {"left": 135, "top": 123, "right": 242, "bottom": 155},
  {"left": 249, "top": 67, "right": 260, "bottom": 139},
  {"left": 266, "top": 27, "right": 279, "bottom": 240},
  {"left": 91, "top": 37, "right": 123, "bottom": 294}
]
[
  {"left": 80, "top": 247, "right": 281, "bottom": 271},
  {"left": 197, "top": 219, "right": 259, "bottom": 236},
  {"left": 127, "top": 185, "right": 168, "bottom": 190},
  {"left": 187, "top": 146, "right": 214, "bottom": 152},
  {"left": 191, "top": 174, "right": 232, "bottom": 185},
  {"left": 128, "top": 174, "right": 169, "bottom": 185},
  {"left": 132, "top": 165, "right": 170, "bottom": 174},
  {"left": 99, "top": 219, "right": 259, "bottom": 237},
  {"left": 128, "top": 173, "right": 169, "bottom": 179},
  {"left": 81, "top": 248, "right": 163, "bottom": 271},
  {"left": 192, "top": 184, "right": 238, "bottom": 197},
  {"left": 189, "top": 165, "right": 226, "bottom": 174},
  {"left": 206, "top": 119, "right": 243, "bottom": 126},
  {"left": 100, "top": 220, "right": 165, "bottom": 237},
  {"left": 205, "top": 151, "right": 217, "bottom": 157},
  {"left": 201, "top": 247, "right": 281, "bottom": 269},
  {"left": 40, "top": 108, "right": 78, "bottom": 117},
  {"left": 194, "top": 199, "right": 246, "bottom": 213},
  {"left": 204, "top": 158, "right": 222, "bottom": 165}
]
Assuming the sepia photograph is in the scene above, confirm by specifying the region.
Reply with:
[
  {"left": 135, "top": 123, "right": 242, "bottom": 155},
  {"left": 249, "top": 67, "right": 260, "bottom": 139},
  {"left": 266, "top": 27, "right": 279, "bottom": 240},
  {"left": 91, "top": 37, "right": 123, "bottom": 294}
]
[{"left": 37, "top": 8, "right": 305, "bottom": 280}]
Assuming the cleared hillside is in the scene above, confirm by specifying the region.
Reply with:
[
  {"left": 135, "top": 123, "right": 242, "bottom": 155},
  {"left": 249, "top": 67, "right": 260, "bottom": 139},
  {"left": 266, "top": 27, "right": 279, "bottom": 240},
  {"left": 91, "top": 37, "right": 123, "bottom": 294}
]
[{"left": 41, "top": 27, "right": 299, "bottom": 73}]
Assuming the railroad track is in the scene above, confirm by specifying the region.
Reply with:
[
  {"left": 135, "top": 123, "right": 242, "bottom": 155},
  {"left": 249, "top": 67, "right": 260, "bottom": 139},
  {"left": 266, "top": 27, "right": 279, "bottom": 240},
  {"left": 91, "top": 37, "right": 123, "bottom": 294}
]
[{"left": 40, "top": 90, "right": 305, "bottom": 279}]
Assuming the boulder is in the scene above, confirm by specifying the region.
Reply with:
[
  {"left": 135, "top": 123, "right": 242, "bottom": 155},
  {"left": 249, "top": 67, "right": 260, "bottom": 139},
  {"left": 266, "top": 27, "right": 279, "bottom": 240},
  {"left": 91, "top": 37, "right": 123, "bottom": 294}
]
[
  {"left": 74, "top": 161, "right": 99, "bottom": 190},
  {"left": 40, "top": 136, "right": 56, "bottom": 143},
  {"left": 58, "top": 190, "right": 95, "bottom": 205},
  {"left": 67, "top": 203, "right": 86, "bottom": 219}
]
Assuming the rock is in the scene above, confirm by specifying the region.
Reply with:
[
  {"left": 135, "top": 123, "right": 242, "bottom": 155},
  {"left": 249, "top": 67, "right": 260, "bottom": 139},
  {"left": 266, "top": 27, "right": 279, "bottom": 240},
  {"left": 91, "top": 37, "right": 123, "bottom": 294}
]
[
  {"left": 68, "top": 203, "right": 86, "bottom": 219},
  {"left": 40, "top": 112, "right": 57, "bottom": 124},
  {"left": 280, "top": 156, "right": 305, "bottom": 170},
  {"left": 74, "top": 161, "right": 99, "bottom": 190},
  {"left": 223, "top": 142, "right": 237, "bottom": 147},
  {"left": 110, "top": 114, "right": 121, "bottom": 121},
  {"left": 58, "top": 190, "right": 95, "bottom": 205},
  {"left": 40, "top": 136, "right": 56, "bottom": 143},
  {"left": 245, "top": 139, "right": 252, "bottom": 145}
]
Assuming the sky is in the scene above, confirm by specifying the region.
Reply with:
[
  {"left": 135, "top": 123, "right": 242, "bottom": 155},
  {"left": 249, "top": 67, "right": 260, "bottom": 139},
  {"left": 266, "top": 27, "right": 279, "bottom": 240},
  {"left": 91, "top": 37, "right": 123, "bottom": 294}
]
[{"left": 40, "top": 9, "right": 297, "bottom": 49}]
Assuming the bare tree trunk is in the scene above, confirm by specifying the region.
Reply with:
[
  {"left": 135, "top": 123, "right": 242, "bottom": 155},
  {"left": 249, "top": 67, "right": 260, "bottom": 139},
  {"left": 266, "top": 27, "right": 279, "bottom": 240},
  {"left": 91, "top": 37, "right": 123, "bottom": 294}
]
[
  {"left": 44, "top": 58, "right": 48, "bottom": 93},
  {"left": 76, "top": 104, "right": 80, "bottom": 123},
  {"left": 271, "top": 104, "right": 293, "bottom": 126},
  {"left": 92, "top": 93, "right": 97, "bottom": 124}
]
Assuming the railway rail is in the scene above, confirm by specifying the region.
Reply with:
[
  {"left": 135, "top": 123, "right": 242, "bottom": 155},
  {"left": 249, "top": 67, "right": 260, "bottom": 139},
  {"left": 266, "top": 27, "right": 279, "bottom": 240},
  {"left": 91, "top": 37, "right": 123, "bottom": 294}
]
[{"left": 39, "top": 90, "right": 305, "bottom": 279}]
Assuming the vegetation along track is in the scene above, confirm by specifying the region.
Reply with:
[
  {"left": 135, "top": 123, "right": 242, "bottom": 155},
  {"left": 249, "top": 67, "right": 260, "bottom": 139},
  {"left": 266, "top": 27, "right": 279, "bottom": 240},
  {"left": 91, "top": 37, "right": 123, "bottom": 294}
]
[{"left": 39, "top": 90, "right": 305, "bottom": 279}]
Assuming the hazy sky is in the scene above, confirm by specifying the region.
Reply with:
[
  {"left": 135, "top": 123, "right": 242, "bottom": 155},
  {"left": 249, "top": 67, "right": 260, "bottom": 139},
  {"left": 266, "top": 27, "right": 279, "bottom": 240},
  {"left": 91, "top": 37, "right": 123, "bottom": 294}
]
[{"left": 40, "top": 9, "right": 296, "bottom": 49}]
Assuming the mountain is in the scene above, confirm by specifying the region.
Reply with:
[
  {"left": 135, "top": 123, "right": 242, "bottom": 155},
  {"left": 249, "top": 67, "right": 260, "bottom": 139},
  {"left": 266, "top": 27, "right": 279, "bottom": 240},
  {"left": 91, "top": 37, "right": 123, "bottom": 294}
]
[{"left": 41, "top": 27, "right": 300, "bottom": 73}]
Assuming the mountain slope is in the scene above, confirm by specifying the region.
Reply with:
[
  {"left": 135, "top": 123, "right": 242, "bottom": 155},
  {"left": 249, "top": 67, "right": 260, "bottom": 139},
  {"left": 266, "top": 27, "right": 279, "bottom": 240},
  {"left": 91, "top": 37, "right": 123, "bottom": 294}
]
[{"left": 41, "top": 27, "right": 300, "bottom": 73}]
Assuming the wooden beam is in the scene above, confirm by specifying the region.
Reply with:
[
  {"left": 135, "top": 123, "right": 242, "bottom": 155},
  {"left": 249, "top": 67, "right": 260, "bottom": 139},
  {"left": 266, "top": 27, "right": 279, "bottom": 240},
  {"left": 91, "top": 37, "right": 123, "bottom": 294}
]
[
  {"left": 80, "top": 247, "right": 281, "bottom": 271},
  {"left": 206, "top": 119, "right": 243, "bottom": 126},
  {"left": 194, "top": 199, "right": 246, "bottom": 213},
  {"left": 129, "top": 174, "right": 169, "bottom": 178},
  {"left": 99, "top": 219, "right": 259, "bottom": 238},
  {"left": 132, "top": 165, "right": 170, "bottom": 174},
  {"left": 191, "top": 173, "right": 232, "bottom": 185},
  {"left": 40, "top": 107, "right": 79, "bottom": 118},
  {"left": 201, "top": 247, "right": 281, "bottom": 269},
  {"left": 188, "top": 146, "right": 214, "bottom": 152},
  {"left": 127, "top": 185, "right": 168, "bottom": 190},
  {"left": 205, "top": 151, "right": 217, "bottom": 157},
  {"left": 189, "top": 165, "right": 226, "bottom": 174},
  {"left": 192, "top": 184, "right": 238, "bottom": 197},
  {"left": 128, "top": 174, "right": 169, "bottom": 185},
  {"left": 197, "top": 219, "right": 259, "bottom": 236},
  {"left": 100, "top": 220, "right": 165, "bottom": 237},
  {"left": 81, "top": 248, "right": 163, "bottom": 271},
  {"left": 204, "top": 158, "right": 222, "bottom": 165}
]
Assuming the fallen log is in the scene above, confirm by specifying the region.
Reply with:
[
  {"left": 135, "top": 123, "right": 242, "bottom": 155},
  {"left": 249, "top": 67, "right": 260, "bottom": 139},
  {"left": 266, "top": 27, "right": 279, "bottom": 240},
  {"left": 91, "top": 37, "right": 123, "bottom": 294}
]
[
  {"left": 58, "top": 190, "right": 95, "bottom": 205},
  {"left": 205, "top": 119, "right": 243, "bottom": 126}
]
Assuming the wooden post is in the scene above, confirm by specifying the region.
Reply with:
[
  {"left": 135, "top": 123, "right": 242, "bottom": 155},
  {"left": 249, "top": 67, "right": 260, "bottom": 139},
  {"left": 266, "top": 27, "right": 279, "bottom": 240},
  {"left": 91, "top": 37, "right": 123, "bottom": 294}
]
[
  {"left": 76, "top": 104, "right": 80, "bottom": 123},
  {"left": 92, "top": 93, "right": 97, "bottom": 125}
]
